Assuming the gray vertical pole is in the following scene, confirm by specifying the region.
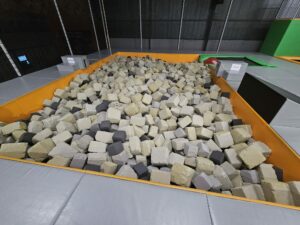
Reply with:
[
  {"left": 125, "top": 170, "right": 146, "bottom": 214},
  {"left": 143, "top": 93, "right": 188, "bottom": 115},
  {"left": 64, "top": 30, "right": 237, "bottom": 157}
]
[
  {"left": 99, "top": 0, "right": 109, "bottom": 51},
  {"left": 0, "top": 39, "right": 22, "bottom": 76},
  {"left": 216, "top": 0, "right": 234, "bottom": 53},
  {"left": 139, "top": 0, "right": 143, "bottom": 51},
  {"left": 88, "top": 0, "right": 101, "bottom": 53},
  {"left": 53, "top": 0, "right": 73, "bottom": 55},
  {"left": 177, "top": 0, "right": 186, "bottom": 51},
  {"left": 101, "top": 0, "right": 112, "bottom": 55},
  {"left": 293, "top": 1, "right": 300, "bottom": 18}
]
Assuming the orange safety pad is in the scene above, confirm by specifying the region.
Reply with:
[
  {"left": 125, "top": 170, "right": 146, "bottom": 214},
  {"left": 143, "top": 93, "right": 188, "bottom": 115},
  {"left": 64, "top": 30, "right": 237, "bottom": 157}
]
[
  {"left": 277, "top": 56, "right": 300, "bottom": 65},
  {"left": 212, "top": 75, "right": 300, "bottom": 181}
]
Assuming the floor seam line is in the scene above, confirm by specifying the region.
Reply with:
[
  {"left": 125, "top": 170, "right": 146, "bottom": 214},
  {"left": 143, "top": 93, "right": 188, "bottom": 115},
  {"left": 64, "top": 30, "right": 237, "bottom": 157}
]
[
  {"left": 206, "top": 195, "right": 216, "bottom": 225},
  {"left": 51, "top": 173, "right": 85, "bottom": 225}
]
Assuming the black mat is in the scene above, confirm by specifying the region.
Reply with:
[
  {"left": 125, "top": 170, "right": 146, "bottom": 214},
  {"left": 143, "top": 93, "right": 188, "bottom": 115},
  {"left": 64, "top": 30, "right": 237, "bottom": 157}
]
[{"left": 238, "top": 73, "right": 287, "bottom": 123}]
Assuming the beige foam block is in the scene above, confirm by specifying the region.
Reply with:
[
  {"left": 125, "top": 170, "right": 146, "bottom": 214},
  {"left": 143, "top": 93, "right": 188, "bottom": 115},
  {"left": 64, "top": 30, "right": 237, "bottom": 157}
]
[
  {"left": 28, "top": 138, "right": 55, "bottom": 162},
  {"left": 231, "top": 184, "right": 259, "bottom": 200},
  {"left": 142, "top": 94, "right": 152, "bottom": 105},
  {"left": 130, "top": 115, "right": 146, "bottom": 127},
  {"left": 262, "top": 180, "right": 294, "bottom": 205},
  {"left": 148, "top": 82, "right": 160, "bottom": 93},
  {"left": 1, "top": 122, "right": 27, "bottom": 135},
  {"left": 0, "top": 143, "right": 28, "bottom": 159},
  {"left": 238, "top": 147, "right": 266, "bottom": 169},
  {"left": 214, "top": 131, "right": 234, "bottom": 148},
  {"left": 150, "top": 170, "right": 171, "bottom": 185},
  {"left": 203, "top": 111, "right": 215, "bottom": 126},
  {"left": 171, "top": 163, "right": 195, "bottom": 187},
  {"left": 101, "top": 161, "right": 118, "bottom": 174},
  {"left": 213, "top": 165, "right": 233, "bottom": 190},
  {"left": 107, "top": 108, "right": 121, "bottom": 123},
  {"left": 196, "top": 157, "right": 215, "bottom": 175},
  {"left": 224, "top": 148, "right": 242, "bottom": 169},
  {"left": 54, "top": 89, "right": 68, "bottom": 98},
  {"left": 249, "top": 141, "right": 272, "bottom": 157},
  {"left": 231, "top": 143, "right": 248, "bottom": 153},
  {"left": 129, "top": 136, "right": 142, "bottom": 155},
  {"left": 159, "top": 108, "right": 172, "bottom": 120},
  {"left": 168, "top": 152, "right": 185, "bottom": 166},
  {"left": 28, "top": 121, "right": 43, "bottom": 134},
  {"left": 151, "top": 147, "right": 170, "bottom": 166},
  {"left": 116, "top": 165, "right": 137, "bottom": 179},
  {"left": 12, "top": 130, "right": 26, "bottom": 141},
  {"left": 288, "top": 181, "right": 300, "bottom": 206},
  {"left": 178, "top": 116, "right": 192, "bottom": 128},
  {"left": 196, "top": 127, "right": 213, "bottom": 139},
  {"left": 32, "top": 128, "right": 53, "bottom": 143},
  {"left": 215, "top": 113, "right": 233, "bottom": 123},
  {"left": 192, "top": 114, "right": 203, "bottom": 127},
  {"left": 76, "top": 118, "right": 92, "bottom": 131},
  {"left": 119, "top": 95, "right": 131, "bottom": 104},
  {"left": 231, "top": 127, "right": 251, "bottom": 144},
  {"left": 47, "top": 156, "right": 71, "bottom": 167},
  {"left": 141, "top": 140, "right": 155, "bottom": 156},
  {"left": 254, "top": 184, "right": 266, "bottom": 201},
  {"left": 124, "top": 103, "right": 140, "bottom": 116},
  {"left": 257, "top": 164, "right": 278, "bottom": 181},
  {"left": 52, "top": 131, "right": 72, "bottom": 145},
  {"left": 185, "top": 127, "right": 197, "bottom": 141}
]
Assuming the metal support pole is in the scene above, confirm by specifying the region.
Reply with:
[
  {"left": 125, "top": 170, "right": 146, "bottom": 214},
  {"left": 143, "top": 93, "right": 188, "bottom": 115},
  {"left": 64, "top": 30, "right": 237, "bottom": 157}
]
[
  {"left": 53, "top": 0, "right": 73, "bottom": 55},
  {"left": 0, "top": 39, "right": 22, "bottom": 76},
  {"left": 177, "top": 0, "right": 185, "bottom": 51},
  {"left": 100, "top": 0, "right": 112, "bottom": 55},
  {"left": 139, "top": 0, "right": 143, "bottom": 51},
  {"left": 216, "top": 0, "right": 234, "bottom": 53},
  {"left": 99, "top": 0, "right": 109, "bottom": 51},
  {"left": 293, "top": 1, "right": 300, "bottom": 18},
  {"left": 88, "top": 0, "right": 101, "bottom": 53}
]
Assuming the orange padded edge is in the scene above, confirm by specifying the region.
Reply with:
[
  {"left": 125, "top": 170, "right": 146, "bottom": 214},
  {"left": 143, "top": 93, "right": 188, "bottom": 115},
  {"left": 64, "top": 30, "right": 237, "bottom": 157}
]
[
  {"left": 0, "top": 52, "right": 299, "bottom": 211},
  {"left": 276, "top": 56, "right": 300, "bottom": 65},
  {"left": 212, "top": 75, "right": 300, "bottom": 182}
]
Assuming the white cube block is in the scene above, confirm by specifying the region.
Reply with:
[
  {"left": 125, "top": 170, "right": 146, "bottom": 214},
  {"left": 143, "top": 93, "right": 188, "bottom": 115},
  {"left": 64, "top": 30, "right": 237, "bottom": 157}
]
[
  {"left": 52, "top": 131, "right": 72, "bottom": 145},
  {"left": 88, "top": 141, "right": 107, "bottom": 153},
  {"left": 76, "top": 118, "right": 92, "bottom": 131},
  {"left": 171, "top": 138, "right": 189, "bottom": 151},
  {"left": 142, "top": 94, "right": 152, "bottom": 105},
  {"left": 141, "top": 140, "right": 155, "bottom": 156},
  {"left": 130, "top": 115, "right": 146, "bottom": 127},
  {"left": 150, "top": 170, "right": 171, "bottom": 185},
  {"left": 192, "top": 114, "right": 203, "bottom": 127},
  {"left": 169, "top": 152, "right": 185, "bottom": 165},
  {"left": 107, "top": 108, "right": 121, "bottom": 123},
  {"left": 129, "top": 136, "right": 142, "bottom": 155},
  {"left": 148, "top": 126, "right": 158, "bottom": 138},
  {"left": 184, "top": 143, "right": 198, "bottom": 157},
  {"left": 154, "top": 134, "right": 165, "bottom": 147},
  {"left": 151, "top": 147, "right": 169, "bottom": 166},
  {"left": 95, "top": 131, "right": 113, "bottom": 143},
  {"left": 185, "top": 127, "right": 197, "bottom": 141},
  {"left": 178, "top": 116, "right": 192, "bottom": 128},
  {"left": 214, "top": 131, "right": 234, "bottom": 148}
]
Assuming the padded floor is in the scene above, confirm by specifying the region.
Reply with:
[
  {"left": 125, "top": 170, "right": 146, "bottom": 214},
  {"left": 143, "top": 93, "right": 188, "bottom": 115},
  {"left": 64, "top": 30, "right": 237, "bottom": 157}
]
[{"left": 0, "top": 159, "right": 299, "bottom": 225}]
